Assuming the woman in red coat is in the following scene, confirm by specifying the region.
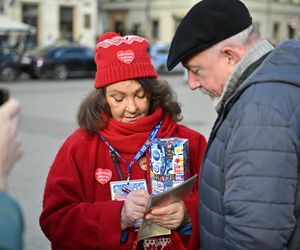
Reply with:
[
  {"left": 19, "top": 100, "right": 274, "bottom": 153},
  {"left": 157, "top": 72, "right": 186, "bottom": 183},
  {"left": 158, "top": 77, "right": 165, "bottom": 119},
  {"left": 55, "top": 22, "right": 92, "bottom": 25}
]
[{"left": 40, "top": 32, "right": 207, "bottom": 250}]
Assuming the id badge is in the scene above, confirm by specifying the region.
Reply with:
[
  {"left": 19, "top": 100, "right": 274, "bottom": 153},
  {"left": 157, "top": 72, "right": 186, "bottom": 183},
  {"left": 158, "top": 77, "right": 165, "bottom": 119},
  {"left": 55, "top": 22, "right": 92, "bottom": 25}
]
[
  {"left": 110, "top": 179, "right": 148, "bottom": 231},
  {"left": 110, "top": 179, "right": 148, "bottom": 201}
]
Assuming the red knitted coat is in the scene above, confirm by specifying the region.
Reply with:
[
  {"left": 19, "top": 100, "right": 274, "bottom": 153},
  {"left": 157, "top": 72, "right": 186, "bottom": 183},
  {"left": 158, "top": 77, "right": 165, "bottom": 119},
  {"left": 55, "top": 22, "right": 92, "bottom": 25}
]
[{"left": 40, "top": 107, "right": 207, "bottom": 250}]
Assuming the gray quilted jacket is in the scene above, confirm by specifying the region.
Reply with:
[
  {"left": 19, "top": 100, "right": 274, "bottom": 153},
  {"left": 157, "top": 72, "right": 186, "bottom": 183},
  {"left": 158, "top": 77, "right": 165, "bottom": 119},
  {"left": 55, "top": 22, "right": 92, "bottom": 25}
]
[{"left": 199, "top": 39, "right": 300, "bottom": 250}]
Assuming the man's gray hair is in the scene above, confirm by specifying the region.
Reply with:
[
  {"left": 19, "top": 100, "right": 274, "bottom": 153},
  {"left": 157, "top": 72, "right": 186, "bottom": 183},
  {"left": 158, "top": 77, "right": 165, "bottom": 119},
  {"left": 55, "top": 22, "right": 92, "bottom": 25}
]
[
  {"left": 226, "top": 23, "right": 261, "bottom": 47},
  {"left": 208, "top": 24, "right": 261, "bottom": 57}
]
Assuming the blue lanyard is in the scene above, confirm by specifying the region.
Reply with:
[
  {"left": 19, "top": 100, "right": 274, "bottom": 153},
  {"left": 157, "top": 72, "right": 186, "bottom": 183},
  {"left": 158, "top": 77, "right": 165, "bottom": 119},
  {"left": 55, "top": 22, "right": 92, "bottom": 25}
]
[{"left": 95, "top": 119, "right": 163, "bottom": 185}]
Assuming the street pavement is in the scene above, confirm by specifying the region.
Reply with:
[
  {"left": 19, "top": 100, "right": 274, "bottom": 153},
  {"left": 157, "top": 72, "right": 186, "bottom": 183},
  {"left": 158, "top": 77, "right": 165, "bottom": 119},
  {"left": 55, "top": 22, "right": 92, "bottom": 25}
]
[{"left": 0, "top": 73, "right": 216, "bottom": 250}]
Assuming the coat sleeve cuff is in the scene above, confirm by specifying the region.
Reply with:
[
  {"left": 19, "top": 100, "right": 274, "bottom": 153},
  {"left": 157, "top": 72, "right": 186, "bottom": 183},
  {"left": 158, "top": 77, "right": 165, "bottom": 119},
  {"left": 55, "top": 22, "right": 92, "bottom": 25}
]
[{"left": 177, "top": 223, "right": 192, "bottom": 235}]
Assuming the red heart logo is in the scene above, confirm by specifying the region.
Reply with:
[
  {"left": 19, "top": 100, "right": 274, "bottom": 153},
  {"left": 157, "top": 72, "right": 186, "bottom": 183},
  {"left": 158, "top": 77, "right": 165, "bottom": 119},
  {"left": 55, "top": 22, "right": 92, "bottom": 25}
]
[
  {"left": 95, "top": 168, "right": 112, "bottom": 185},
  {"left": 117, "top": 50, "right": 135, "bottom": 64}
]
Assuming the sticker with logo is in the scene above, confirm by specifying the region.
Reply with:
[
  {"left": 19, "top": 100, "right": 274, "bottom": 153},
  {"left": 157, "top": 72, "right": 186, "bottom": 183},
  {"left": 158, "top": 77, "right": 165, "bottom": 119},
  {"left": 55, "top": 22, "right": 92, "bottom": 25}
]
[
  {"left": 95, "top": 168, "right": 112, "bottom": 185},
  {"left": 117, "top": 50, "right": 135, "bottom": 64}
]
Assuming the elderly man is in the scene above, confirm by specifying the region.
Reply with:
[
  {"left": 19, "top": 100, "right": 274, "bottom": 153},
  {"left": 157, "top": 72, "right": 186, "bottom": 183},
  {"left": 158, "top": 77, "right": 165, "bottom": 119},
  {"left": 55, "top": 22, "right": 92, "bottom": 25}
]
[{"left": 167, "top": 0, "right": 300, "bottom": 249}]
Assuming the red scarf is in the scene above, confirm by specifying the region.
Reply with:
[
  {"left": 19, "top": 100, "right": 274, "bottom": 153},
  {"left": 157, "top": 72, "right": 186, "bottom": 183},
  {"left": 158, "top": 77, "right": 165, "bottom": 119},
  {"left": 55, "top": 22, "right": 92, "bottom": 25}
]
[{"left": 101, "top": 107, "right": 177, "bottom": 153}]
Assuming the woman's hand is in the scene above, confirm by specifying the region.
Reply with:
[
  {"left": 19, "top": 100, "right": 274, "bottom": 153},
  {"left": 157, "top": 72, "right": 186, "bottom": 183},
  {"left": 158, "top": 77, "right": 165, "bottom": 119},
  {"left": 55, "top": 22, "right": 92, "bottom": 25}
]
[
  {"left": 121, "top": 190, "right": 150, "bottom": 230},
  {"left": 145, "top": 200, "right": 189, "bottom": 230}
]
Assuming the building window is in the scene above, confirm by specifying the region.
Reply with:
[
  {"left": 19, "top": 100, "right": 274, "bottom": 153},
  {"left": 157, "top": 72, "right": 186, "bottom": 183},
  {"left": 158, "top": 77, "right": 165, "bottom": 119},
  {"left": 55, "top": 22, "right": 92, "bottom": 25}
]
[
  {"left": 174, "top": 17, "right": 182, "bottom": 33},
  {"left": 84, "top": 14, "right": 91, "bottom": 29},
  {"left": 0, "top": 0, "right": 4, "bottom": 14},
  {"left": 151, "top": 20, "right": 159, "bottom": 39},
  {"left": 288, "top": 18, "right": 298, "bottom": 38},
  {"left": 60, "top": 6, "right": 74, "bottom": 42},
  {"left": 272, "top": 22, "right": 280, "bottom": 40},
  {"left": 132, "top": 23, "right": 141, "bottom": 35},
  {"left": 22, "top": 3, "right": 38, "bottom": 49},
  {"left": 288, "top": 24, "right": 296, "bottom": 38},
  {"left": 114, "top": 20, "right": 125, "bottom": 35},
  {"left": 22, "top": 4, "right": 38, "bottom": 26}
]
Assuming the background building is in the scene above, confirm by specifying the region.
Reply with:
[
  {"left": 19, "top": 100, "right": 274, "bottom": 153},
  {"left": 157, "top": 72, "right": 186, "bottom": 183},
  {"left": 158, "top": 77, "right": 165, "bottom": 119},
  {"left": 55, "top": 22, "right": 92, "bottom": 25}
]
[
  {"left": 98, "top": 0, "right": 300, "bottom": 44},
  {"left": 1, "top": 0, "right": 97, "bottom": 49},
  {"left": 1, "top": 0, "right": 300, "bottom": 50},
  {"left": 98, "top": 0, "right": 197, "bottom": 43}
]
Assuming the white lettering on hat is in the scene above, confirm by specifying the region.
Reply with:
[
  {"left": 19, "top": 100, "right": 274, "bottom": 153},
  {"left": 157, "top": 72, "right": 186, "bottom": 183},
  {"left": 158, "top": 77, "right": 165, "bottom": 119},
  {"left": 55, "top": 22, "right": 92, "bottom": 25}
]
[
  {"left": 117, "top": 50, "right": 135, "bottom": 64},
  {"left": 97, "top": 35, "right": 148, "bottom": 49}
]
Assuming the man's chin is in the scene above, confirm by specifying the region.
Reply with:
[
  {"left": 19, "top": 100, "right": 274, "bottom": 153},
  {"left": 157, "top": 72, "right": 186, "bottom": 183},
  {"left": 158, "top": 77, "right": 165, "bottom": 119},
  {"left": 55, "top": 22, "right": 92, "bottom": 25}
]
[{"left": 199, "top": 88, "right": 211, "bottom": 96}]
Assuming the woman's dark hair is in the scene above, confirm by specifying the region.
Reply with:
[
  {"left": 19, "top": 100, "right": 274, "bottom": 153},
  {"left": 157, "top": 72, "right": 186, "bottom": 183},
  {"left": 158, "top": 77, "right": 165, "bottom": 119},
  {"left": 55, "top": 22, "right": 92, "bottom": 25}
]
[{"left": 77, "top": 78, "right": 182, "bottom": 133}]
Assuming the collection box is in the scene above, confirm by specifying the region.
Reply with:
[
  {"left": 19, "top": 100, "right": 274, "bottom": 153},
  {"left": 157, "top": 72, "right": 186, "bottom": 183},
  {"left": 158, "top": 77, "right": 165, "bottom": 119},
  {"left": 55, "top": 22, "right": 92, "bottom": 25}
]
[{"left": 149, "top": 137, "right": 189, "bottom": 195}]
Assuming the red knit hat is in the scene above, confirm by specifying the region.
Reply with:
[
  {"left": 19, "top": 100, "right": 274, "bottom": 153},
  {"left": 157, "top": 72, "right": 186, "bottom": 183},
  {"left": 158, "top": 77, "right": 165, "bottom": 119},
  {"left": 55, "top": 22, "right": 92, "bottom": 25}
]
[{"left": 94, "top": 32, "right": 158, "bottom": 88}]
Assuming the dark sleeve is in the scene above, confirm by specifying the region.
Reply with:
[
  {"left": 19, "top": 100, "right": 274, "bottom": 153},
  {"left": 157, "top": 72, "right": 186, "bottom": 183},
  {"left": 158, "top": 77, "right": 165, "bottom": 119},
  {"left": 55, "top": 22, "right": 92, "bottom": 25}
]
[
  {"left": 223, "top": 103, "right": 298, "bottom": 250},
  {"left": 0, "top": 191, "right": 24, "bottom": 250}
]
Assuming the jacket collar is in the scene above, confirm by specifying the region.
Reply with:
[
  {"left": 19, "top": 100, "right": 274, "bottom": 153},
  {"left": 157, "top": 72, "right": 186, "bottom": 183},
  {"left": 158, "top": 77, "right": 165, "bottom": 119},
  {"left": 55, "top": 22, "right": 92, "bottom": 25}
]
[{"left": 215, "top": 40, "right": 274, "bottom": 113}]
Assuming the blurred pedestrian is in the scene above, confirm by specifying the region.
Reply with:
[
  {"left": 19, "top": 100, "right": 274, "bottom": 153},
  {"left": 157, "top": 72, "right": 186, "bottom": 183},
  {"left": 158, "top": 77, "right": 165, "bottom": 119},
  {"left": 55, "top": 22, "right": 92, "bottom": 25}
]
[
  {"left": 40, "top": 32, "right": 207, "bottom": 249},
  {"left": 43, "top": 34, "right": 55, "bottom": 47},
  {"left": 0, "top": 94, "right": 23, "bottom": 250},
  {"left": 167, "top": 0, "right": 300, "bottom": 249}
]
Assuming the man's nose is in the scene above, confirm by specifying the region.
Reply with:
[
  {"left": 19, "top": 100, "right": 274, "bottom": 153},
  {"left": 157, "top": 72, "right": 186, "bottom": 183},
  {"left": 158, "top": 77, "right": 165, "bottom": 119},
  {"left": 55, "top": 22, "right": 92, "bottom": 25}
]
[{"left": 188, "top": 72, "right": 201, "bottom": 90}]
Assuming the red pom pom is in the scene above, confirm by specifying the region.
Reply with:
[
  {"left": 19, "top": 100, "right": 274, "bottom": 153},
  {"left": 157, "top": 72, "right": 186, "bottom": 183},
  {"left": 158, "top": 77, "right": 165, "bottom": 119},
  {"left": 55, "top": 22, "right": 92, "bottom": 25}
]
[{"left": 97, "top": 32, "right": 119, "bottom": 43}]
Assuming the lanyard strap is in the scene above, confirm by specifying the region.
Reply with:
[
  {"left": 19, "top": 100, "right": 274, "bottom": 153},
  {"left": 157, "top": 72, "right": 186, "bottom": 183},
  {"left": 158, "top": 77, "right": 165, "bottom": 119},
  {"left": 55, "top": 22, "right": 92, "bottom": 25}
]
[
  {"left": 95, "top": 119, "right": 163, "bottom": 185},
  {"left": 110, "top": 149, "right": 124, "bottom": 180}
]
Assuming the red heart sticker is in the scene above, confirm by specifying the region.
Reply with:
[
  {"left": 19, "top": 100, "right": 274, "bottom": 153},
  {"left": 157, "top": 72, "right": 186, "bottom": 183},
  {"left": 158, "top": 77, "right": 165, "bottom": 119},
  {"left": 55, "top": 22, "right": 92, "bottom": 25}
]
[
  {"left": 95, "top": 168, "right": 112, "bottom": 185},
  {"left": 117, "top": 50, "right": 135, "bottom": 64}
]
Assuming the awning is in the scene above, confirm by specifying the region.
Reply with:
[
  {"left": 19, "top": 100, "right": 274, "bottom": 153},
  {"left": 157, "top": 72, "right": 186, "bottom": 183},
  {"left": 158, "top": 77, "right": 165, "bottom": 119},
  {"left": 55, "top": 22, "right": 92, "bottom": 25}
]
[{"left": 0, "top": 15, "right": 36, "bottom": 33}]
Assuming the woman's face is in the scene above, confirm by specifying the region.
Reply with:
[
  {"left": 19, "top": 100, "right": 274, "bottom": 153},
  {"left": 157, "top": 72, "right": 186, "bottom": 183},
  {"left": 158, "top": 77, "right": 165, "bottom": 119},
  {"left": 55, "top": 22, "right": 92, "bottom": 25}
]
[{"left": 105, "top": 80, "right": 150, "bottom": 123}]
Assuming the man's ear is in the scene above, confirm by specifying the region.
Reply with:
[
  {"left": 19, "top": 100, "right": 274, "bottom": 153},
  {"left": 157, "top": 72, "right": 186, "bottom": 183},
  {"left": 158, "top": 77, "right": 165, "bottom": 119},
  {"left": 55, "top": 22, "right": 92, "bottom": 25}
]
[{"left": 221, "top": 46, "right": 243, "bottom": 67}]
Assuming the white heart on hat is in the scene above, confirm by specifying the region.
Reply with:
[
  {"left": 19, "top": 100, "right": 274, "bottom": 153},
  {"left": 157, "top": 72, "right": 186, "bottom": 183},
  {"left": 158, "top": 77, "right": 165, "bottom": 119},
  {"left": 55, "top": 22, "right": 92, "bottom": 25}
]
[{"left": 117, "top": 50, "right": 135, "bottom": 64}]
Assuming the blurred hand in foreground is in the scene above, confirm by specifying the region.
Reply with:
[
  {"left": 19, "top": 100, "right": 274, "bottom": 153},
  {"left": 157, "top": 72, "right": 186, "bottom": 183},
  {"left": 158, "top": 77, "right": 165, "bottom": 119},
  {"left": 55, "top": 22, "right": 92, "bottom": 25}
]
[{"left": 0, "top": 98, "right": 22, "bottom": 190}]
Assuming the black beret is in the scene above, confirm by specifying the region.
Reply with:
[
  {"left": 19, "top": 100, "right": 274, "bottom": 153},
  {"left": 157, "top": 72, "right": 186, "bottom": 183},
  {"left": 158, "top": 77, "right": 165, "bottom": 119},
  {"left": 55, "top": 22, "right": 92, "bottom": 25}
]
[{"left": 167, "top": 0, "right": 252, "bottom": 70}]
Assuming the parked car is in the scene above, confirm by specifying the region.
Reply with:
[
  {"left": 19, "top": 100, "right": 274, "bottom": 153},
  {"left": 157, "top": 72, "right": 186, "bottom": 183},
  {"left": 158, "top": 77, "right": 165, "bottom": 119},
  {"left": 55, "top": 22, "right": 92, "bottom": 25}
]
[
  {"left": 148, "top": 42, "right": 184, "bottom": 74},
  {"left": 0, "top": 50, "right": 20, "bottom": 81},
  {"left": 20, "top": 44, "right": 96, "bottom": 80}
]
